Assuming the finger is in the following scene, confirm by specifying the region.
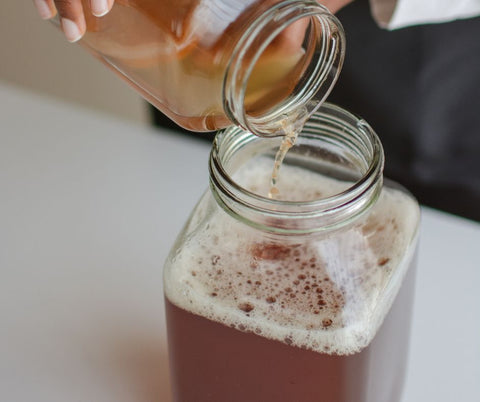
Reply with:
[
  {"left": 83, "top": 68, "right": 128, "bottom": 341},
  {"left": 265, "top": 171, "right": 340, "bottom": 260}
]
[
  {"left": 33, "top": 0, "right": 57, "bottom": 20},
  {"left": 90, "top": 0, "right": 114, "bottom": 17},
  {"left": 266, "top": 18, "right": 309, "bottom": 57},
  {"left": 54, "top": 0, "right": 87, "bottom": 42},
  {"left": 276, "top": 18, "right": 309, "bottom": 53}
]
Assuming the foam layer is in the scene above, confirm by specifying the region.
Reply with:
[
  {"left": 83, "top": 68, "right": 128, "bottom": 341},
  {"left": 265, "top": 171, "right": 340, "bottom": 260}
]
[{"left": 164, "top": 157, "right": 419, "bottom": 355}]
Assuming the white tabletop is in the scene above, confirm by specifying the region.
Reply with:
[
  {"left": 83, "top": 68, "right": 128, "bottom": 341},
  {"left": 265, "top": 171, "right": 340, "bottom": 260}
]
[{"left": 1, "top": 82, "right": 479, "bottom": 402}]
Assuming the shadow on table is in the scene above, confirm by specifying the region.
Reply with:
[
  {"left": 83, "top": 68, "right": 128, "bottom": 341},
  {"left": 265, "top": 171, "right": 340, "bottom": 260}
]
[{"left": 99, "top": 332, "right": 172, "bottom": 402}]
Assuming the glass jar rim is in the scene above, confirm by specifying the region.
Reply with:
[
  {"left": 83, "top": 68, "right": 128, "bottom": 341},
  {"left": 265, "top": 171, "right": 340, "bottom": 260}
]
[
  {"left": 209, "top": 104, "right": 385, "bottom": 234},
  {"left": 223, "top": 0, "right": 346, "bottom": 138}
]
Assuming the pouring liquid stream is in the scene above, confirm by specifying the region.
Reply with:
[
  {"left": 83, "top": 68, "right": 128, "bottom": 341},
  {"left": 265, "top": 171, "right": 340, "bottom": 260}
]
[{"left": 268, "top": 121, "right": 300, "bottom": 199}]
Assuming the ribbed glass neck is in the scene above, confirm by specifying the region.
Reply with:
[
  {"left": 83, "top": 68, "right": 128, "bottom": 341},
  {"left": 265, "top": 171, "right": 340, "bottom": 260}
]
[
  {"left": 223, "top": 0, "right": 345, "bottom": 138},
  {"left": 209, "top": 104, "right": 385, "bottom": 235}
]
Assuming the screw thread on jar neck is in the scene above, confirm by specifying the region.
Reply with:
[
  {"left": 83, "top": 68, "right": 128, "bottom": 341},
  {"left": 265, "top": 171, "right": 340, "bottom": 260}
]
[
  {"left": 223, "top": 0, "right": 345, "bottom": 138},
  {"left": 209, "top": 104, "right": 385, "bottom": 235}
]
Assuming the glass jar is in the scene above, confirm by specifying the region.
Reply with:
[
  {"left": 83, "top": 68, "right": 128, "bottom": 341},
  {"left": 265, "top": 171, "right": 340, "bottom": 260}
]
[
  {"left": 58, "top": 0, "right": 345, "bottom": 136},
  {"left": 163, "top": 103, "right": 420, "bottom": 402}
]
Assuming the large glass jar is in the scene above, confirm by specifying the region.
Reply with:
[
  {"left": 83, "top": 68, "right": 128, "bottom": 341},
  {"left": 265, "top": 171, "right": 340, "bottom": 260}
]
[
  {"left": 60, "top": 0, "right": 345, "bottom": 136},
  {"left": 163, "top": 104, "right": 420, "bottom": 402}
]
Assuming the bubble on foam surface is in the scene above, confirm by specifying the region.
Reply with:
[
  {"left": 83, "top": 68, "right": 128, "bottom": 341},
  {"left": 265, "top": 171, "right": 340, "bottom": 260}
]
[{"left": 164, "top": 157, "right": 419, "bottom": 355}]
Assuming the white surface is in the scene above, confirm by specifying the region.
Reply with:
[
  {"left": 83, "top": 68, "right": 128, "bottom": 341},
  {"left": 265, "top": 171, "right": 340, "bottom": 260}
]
[
  {"left": 1, "top": 83, "right": 479, "bottom": 401},
  {"left": 389, "top": 0, "right": 480, "bottom": 29}
]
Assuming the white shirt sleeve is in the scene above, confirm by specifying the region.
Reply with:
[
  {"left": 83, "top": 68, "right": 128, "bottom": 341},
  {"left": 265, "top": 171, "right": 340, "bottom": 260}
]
[{"left": 369, "top": 0, "right": 480, "bottom": 29}]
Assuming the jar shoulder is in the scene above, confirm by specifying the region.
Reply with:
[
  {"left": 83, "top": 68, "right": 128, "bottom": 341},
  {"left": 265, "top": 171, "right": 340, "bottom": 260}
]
[
  {"left": 165, "top": 181, "right": 420, "bottom": 273},
  {"left": 163, "top": 183, "right": 419, "bottom": 355}
]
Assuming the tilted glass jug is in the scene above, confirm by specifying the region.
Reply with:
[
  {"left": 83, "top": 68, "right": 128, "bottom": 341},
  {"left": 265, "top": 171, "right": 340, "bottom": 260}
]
[{"left": 55, "top": 0, "right": 345, "bottom": 137}]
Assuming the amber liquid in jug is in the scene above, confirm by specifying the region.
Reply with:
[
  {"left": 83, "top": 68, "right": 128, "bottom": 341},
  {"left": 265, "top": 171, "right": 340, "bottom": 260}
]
[{"left": 80, "top": 0, "right": 318, "bottom": 132}]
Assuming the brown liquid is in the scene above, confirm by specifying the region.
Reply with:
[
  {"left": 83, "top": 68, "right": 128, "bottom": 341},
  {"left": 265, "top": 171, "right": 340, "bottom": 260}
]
[
  {"left": 165, "top": 255, "right": 417, "bottom": 402},
  {"left": 79, "top": 0, "right": 311, "bottom": 131}
]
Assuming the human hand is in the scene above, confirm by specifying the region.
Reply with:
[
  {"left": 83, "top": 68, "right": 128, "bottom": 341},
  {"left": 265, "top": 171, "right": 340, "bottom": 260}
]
[
  {"left": 33, "top": 0, "right": 114, "bottom": 42},
  {"left": 270, "top": 0, "right": 354, "bottom": 55},
  {"left": 31, "top": 0, "right": 352, "bottom": 44}
]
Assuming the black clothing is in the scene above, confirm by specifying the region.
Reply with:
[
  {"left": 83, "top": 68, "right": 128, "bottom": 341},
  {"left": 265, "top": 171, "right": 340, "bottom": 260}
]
[{"left": 329, "top": 1, "right": 480, "bottom": 221}]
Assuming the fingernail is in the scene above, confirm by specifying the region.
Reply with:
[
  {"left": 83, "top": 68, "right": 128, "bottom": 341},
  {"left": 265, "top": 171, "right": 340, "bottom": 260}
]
[
  {"left": 91, "top": 0, "right": 110, "bottom": 17},
  {"left": 61, "top": 18, "right": 82, "bottom": 42},
  {"left": 33, "top": 0, "right": 54, "bottom": 20}
]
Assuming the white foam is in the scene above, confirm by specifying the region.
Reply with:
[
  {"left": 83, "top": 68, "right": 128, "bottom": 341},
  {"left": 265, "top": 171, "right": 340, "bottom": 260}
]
[{"left": 164, "top": 157, "right": 419, "bottom": 355}]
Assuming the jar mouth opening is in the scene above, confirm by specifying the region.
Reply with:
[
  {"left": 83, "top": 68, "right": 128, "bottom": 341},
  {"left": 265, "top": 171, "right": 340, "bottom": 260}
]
[
  {"left": 223, "top": 0, "right": 345, "bottom": 138},
  {"left": 210, "top": 104, "right": 384, "bottom": 233}
]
